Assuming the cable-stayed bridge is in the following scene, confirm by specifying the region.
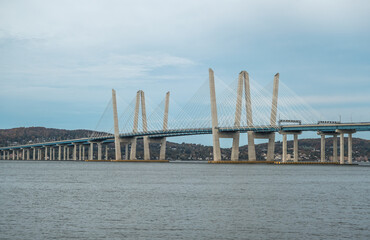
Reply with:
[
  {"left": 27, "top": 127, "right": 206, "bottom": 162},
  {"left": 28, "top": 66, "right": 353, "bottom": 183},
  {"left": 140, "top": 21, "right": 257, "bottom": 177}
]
[{"left": 1, "top": 69, "right": 369, "bottom": 164}]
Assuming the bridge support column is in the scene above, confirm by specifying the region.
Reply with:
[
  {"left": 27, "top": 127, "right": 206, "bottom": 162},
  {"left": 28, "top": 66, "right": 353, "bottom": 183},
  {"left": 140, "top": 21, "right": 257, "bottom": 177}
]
[
  {"left": 82, "top": 145, "right": 85, "bottom": 160},
  {"left": 12, "top": 150, "right": 15, "bottom": 160},
  {"left": 266, "top": 133, "right": 275, "bottom": 161},
  {"left": 22, "top": 149, "right": 25, "bottom": 160},
  {"left": 130, "top": 138, "right": 137, "bottom": 160},
  {"left": 73, "top": 144, "right": 77, "bottom": 160},
  {"left": 339, "top": 133, "right": 344, "bottom": 165},
  {"left": 27, "top": 149, "right": 30, "bottom": 160},
  {"left": 282, "top": 134, "right": 287, "bottom": 163},
  {"left": 336, "top": 129, "right": 356, "bottom": 164},
  {"left": 248, "top": 132, "right": 257, "bottom": 161},
  {"left": 89, "top": 142, "right": 94, "bottom": 160},
  {"left": 67, "top": 147, "right": 70, "bottom": 160},
  {"left": 209, "top": 68, "right": 221, "bottom": 161},
  {"left": 32, "top": 148, "right": 35, "bottom": 160},
  {"left": 63, "top": 146, "right": 66, "bottom": 160},
  {"left": 333, "top": 134, "right": 338, "bottom": 163},
  {"left": 143, "top": 137, "right": 150, "bottom": 160},
  {"left": 105, "top": 145, "right": 109, "bottom": 160},
  {"left": 280, "top": 131, "right": 301, "bottom": 162},
  {"left": 266, "top": 73, "right": 280, "bottom": 161},
  {"left": 7, "top": 151, "right": 9, "bottom": 160},
  {"left": 159, "top": 138, "right": 167, "bottom": 160},
  {"left": 230, "top": 132, "right": 240, "bottom": 161},
  {"left": 17, "top": 150, "right": 20, "bottom": 160},
  {"left": 320, "top": 134, "right": 325, "bottom": 162},
  {"left": 293, "top": 134, "right": 299, "bottom": 162},
  {"left": 97, "top": 142, "right": 102, "bottom": 160},
  {"left": 348, "top": 133, "right": 353, "bottom": 164},
  {"left": 58, "top": 145, "right": 62, "bottom": 160},
  {"left": 45, "top": 147, "right": 48, "bottom": 160},
  {"left": 112, "top": 89, "right": 122, "bottom": 160},
  {"left": 125, "top": 144, "right": 129, "bottom": 160},
  {"left": 79, "top": 145, "right": 82, "bottom": 161}
]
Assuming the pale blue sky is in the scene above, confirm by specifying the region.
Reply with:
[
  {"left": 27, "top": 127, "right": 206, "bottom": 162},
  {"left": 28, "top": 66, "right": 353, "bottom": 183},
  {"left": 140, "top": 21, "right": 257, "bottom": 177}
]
[{"left": 0, "top": 0, "right": 369, "bottom": 144}]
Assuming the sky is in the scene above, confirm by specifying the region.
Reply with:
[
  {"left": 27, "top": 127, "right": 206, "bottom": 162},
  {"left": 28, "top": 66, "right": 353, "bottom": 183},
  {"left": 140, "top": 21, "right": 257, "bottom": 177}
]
[{"left": 0, "top": 0, "right": 369, "bottom": 145}]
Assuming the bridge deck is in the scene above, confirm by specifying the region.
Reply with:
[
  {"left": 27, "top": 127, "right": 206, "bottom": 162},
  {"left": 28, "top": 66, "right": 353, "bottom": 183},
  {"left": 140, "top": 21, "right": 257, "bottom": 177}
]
[{"left": 1, "top": 122, "right": 369, "bottom": 150}]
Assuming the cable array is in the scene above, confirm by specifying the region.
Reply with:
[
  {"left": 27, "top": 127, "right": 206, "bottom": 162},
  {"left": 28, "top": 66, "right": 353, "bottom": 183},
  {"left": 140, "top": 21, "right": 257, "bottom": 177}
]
[{"left": 90, "top": 73, "right": 321, "bottom": 137}]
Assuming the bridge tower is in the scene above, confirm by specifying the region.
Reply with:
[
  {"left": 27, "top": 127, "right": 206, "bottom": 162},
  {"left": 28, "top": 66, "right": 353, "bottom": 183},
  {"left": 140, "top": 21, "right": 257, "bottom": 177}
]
[
  {"left": 112, "top": 89, "right": 122, "bottom": 160},
  {"left": 209, "top": 69, "right": 280, "bottom": 161},
  {"left": 118, "top": 90, "right": 169, "bottom": 161}
]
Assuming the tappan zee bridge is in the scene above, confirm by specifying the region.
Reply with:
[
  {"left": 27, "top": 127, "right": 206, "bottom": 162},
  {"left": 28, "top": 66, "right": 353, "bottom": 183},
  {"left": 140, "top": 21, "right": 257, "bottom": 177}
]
[{"left": 1, "top": 69, "right": 369, "bottom": 164}]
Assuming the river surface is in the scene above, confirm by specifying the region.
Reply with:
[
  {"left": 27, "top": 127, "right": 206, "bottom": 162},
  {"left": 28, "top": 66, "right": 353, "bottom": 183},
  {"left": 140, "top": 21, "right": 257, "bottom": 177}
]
[{"left": 0, "top": 160, "right": 369, "bottom": 240}]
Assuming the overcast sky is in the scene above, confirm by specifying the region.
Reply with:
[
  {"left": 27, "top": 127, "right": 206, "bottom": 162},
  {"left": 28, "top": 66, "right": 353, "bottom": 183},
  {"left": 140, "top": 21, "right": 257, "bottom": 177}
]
[{"left": 0, "top": 0, "right": 369, "bottom": 144}]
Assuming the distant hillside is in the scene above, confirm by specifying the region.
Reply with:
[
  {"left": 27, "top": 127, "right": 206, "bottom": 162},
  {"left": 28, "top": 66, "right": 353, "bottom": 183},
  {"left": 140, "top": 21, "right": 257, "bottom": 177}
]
[
  {"left": 0, "top": 127, "right": 94, "bottom": 147},
  {"left": 0, "top": 127, "right": 369, "bottom": 161}
]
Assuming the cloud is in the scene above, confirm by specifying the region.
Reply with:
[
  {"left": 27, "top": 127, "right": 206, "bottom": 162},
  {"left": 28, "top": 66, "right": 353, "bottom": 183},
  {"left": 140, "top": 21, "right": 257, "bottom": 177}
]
[{"left": 1, "top": 0, "right": 369, "bottom": 49}]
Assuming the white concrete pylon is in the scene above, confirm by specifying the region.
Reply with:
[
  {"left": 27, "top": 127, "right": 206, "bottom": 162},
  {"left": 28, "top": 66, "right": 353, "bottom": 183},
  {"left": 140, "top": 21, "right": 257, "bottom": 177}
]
[
  {"left": 159, "top": 91, "right": 170, "bottom": 160},
  {"left": 112, "top": 89, "right": 122, "bottom": 160},
  {"left": 270, "top": 73, "right": 279, "bottom": 126},
  {"left": 130, "top": 91, "right": 141, "bottom": 160},
  {"left": 209, "top": 68, "right": 221, "bottom": 161},
  {"left": 141, "top": 91, "right": 150, "bottom": 160},
  {"left": 244, "top": 71, "right": 257, "bottom": 161}
]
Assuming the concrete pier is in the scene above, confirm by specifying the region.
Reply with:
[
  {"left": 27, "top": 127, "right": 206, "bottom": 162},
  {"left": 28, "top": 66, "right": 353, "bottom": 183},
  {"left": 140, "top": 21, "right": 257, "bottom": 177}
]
[
  {"left": 105, "top": 146, "right": 108, "bottom": 160},
  {"left": 82, "top": 145, "right": 85, "bottom": 160},
  {"left": 336, "top": 129, "right": 356, "bottom": 164},
  {"left": 279, "top": 131, "right": 301, "bottom": 163},
  {"left": 89, "top": 142, "right": 94, "bottom": 160},
  {"left": 333, "top": 134, "right": 338, "bottom": 162},
  {"left": 79, "top": 145, "right": 82, "bottom": 161},
  {"left": 282, "top": 134, "right": 287, "bottom": 162},
  {"left": 97, "top": 142, "right": 102, "bottom": 160},
  {"left": 73, "top": 144, "right": 77, "bottom": 160},
  {"left": 293, "top": 134, "right": 299, "bottom": 162},
  {"left": 320, "top": 134, "right": 325, "bottom": 162}
]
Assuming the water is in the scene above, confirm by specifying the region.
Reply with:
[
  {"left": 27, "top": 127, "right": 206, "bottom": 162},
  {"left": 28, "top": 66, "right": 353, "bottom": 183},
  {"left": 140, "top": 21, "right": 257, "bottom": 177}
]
[{"left": 0, "top": 161, "right": 369, "bottom": 240}]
